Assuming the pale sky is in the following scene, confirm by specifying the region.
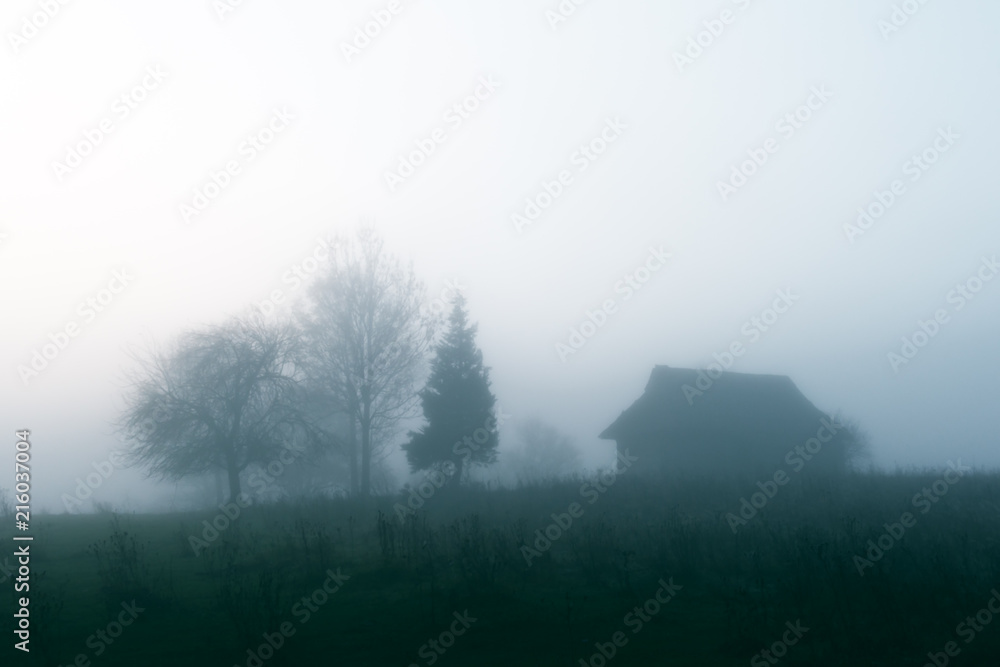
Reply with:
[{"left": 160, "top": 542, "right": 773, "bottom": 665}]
[{"left": 2, "top": 0, "right": 999, "bottom": 511}]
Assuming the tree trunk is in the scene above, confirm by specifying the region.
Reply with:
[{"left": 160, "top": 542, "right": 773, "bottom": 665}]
[
  {"left": 214, "top": 468, "right": 225, "bottom": 505},
  {"left": 226, "top": 452, "right": 241, "bottom": 503},
  {"left": 348, "top": 409, "right": 359, "bottom": 496},
  {"left": 360, "top": 414, "right": 371, "bottom": 497}
]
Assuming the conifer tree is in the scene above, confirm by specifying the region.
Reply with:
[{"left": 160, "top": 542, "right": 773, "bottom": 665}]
[{"left": 402, "top": 295, "right": 498, "bottom": 483}]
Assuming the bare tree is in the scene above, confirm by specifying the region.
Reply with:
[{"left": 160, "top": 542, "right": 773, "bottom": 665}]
[
  {"left": 504, "top": 417, "right": 581, "bottom": 485},
  {"left": 120, "top": 313, "right": 321, "bottom": 502},
  {"left": 300, "top": 224, "right": 434, "bottom": 496},
  {"left": 834, "top": 413, "right": 873, "bottom": 472},
  {"left": 0, "top": 487, "right": 13, "bottom": 519}
]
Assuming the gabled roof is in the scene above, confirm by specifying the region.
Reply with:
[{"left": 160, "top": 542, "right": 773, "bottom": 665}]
[{"left": 599, "top": 366, "right": 826, "bottom": 442}]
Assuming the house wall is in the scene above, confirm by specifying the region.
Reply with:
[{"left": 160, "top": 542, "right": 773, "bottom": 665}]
[{"left": 615, "top": 429, "right": 838, "bottom": 478}]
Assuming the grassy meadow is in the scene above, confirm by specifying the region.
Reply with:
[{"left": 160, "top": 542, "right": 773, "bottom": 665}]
[{"left": 4, "top": 469, "right": 1000, "bottom": 666}]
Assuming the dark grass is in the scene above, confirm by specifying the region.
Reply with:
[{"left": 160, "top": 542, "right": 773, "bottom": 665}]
[{"left": 3, "top": 469, "right": 1000, "bottom": 666}]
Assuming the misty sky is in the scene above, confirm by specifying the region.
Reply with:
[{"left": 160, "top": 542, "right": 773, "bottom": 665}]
[{"left": 2, "top": 0, "right": 999, "bottom": 512}]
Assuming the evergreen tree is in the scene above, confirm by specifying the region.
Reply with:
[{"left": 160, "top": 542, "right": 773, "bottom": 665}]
[{"left": 402, "top": 295, "right": 498, "bottom": 483}]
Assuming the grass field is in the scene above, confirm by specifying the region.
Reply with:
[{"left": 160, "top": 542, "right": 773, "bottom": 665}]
[{"left": 4, "top": 468, "right": 1000, "bottom": 666}]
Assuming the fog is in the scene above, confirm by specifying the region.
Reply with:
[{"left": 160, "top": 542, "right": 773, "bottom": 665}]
[{"left": 3, "top": 0, "right": 999, "bottom": 514}]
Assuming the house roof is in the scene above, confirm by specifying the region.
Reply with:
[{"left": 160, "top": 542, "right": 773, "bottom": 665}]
[{"left": 599, "top": 366, "right": 827, "bottom": 442}]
